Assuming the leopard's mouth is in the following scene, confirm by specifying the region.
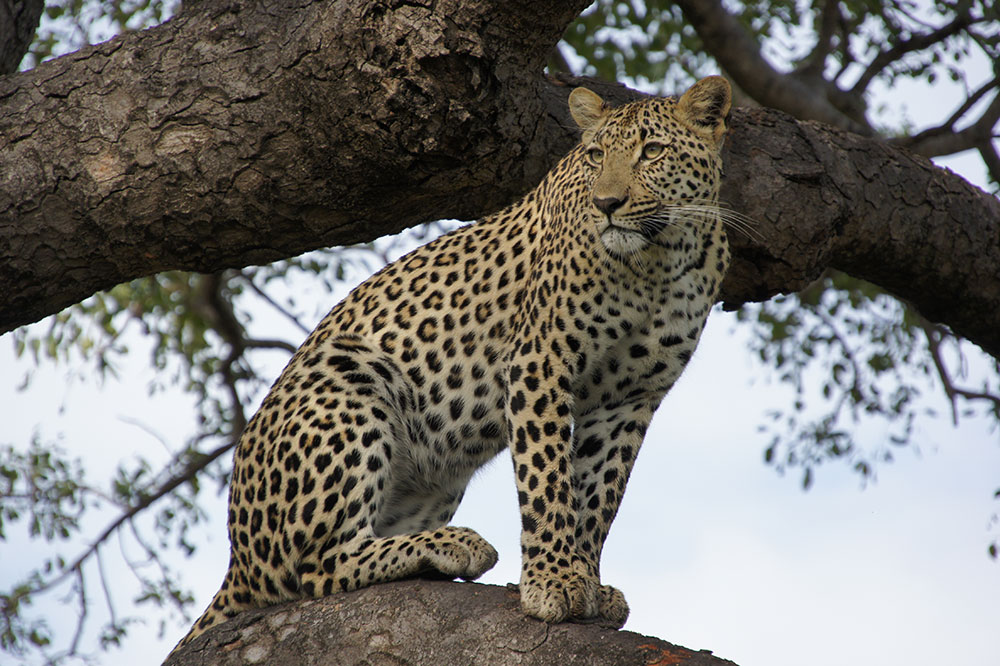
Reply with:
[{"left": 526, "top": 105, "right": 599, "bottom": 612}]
[
  {"left": 598, "top": 216, "right": 644, "bottom": 236},
  {"left": 599, "top": 216, "right": 666, "bottom": 243}
]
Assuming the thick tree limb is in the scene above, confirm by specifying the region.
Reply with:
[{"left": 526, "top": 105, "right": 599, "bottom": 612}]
[
  {"left": 1, "top": 0, "right": 999, "bottom": 361},
  {"left": 720, "top": 107, "right": 1000, "bottom": 359},
  {"left": 164, "top": 580, "right": 739, "bottom": 666},
  {"left": 0, "top": 0, "right": 588, "bottom": 331}
]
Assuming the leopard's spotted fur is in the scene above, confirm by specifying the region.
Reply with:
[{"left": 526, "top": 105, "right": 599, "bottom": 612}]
[{"left": 169, "top": 76, "right": 733, "bottom": 657}]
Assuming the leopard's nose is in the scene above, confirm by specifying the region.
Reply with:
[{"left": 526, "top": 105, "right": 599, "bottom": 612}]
[{"left": 594, "top": 195, "right": 626, "bottom": 215}]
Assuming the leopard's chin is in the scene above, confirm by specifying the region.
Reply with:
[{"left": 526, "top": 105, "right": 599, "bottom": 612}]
[{"left": 599, "top": 224, "right": 649, "bottom": 258}]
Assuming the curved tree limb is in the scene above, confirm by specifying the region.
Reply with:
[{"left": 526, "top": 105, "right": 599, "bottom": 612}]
[
  {"left": 1, "top": 0, "right": 999, "bottom": 363},
  {"left": 164, "top": 579, "right": 739, "bottom": 666},
  {"left": 0, "top": 0, "right": 589, "bottom": 332},
  {"left": 720, "top": 106, "right": 1000, "bottom": 359},
  {"left": 892, "top": 85, "right": 1000, "bottom": 164}
]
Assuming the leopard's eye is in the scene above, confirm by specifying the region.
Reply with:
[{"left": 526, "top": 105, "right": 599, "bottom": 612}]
[
  {"left": 642, "top": 143, "right": 664, "bottom": 160},
  {"left": 587, "top": 147, "right": 605, "bottom": 165}
]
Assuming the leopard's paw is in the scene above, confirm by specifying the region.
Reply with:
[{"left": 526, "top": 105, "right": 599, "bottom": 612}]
[
  {"left": 518, "top": 566, "right": 599, "bottom": 623},
  {"left": 423, "top": 526, "right": 498, "bottom": 580},
  {"left": 596, "top": 583, "right": 629, "bottom": 628}
]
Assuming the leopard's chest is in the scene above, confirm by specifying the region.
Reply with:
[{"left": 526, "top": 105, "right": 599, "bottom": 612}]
[{"left": 569, "top": 248, "right": 721, "bottom": 414}]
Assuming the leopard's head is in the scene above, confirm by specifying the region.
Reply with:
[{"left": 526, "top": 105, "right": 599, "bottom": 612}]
[{"left": 568, "top": 76, "right": 732, "bottom": 260}]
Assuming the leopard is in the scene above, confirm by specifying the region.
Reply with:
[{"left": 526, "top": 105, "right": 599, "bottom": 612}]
[{"left": 168, "top": 75, "right": 733, "bottom": 658}]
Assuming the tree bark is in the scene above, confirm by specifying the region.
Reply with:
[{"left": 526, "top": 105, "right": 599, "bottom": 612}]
[
  {"left": 1, "top": 0, "right": 998, "bottom": 359},
  {"left": 0, "top": 0, "right": 43, "bottom": 74},
  {"left": 720, "top": 107, "right": 1000, "bottom": 359},
  {"left": 163, "top": 580, "right": 739, "bottom": 666}
]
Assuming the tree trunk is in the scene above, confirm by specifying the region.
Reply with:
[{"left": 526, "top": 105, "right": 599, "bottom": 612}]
[
  {"left": 0, "top": 0, "right": 43, "bottom": 74},
  {"left": 163, "top": 580, "right": 738, "bottom": 666},
  {"left": 1, "top": 0, "right": 998, "bottom": 359}
]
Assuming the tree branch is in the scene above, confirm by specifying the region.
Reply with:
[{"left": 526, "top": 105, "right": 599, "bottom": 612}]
[
  {"left": 21, "top": 438, "right": 235, "bottom": 604},
  {"left": 244, "top": 338, "right": 297, "bottom": 354},
  {"left": 68, "top": 565, "right": 87, "bottom": 657},
  {"left": 922, "top": 321, "right": 1000, "bottom": 425},
  {"left": 799, "top": 0, "right": 841, "bottom": 78},
  {"left": 718, "top": 105, "right": 1000, "bottom": 360},
  {"left": 674, "top": 0, "right": 871, "bottom": 133},
  {"left": 942, "top": 76, "right": 999, "bottom": 131},
  {"left": 0, "top": 0, "right": 591, "bottom": 334},
  {"left": 979, "top": 139, "right": 1000, "bottom": 185},
  {"left": 891, "top": 79, "right": 1000, "bottom": 158},
  {"left": 165, "top": 580, "right": 740, "bottom": 666},
  {"left": 850, "top": 11, "right": 974, "bottom": 97},
  {"left": 240, "top": 273, "right": 311, "bottom": 335}
]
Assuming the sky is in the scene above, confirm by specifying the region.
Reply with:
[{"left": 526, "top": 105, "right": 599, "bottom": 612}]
[{"left": 3, "top": 6, "right": 1000, "bottom": 666}]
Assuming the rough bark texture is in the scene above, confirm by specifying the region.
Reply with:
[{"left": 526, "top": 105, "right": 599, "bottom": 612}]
[
  {"left": 164, "top": 580, "right": 738, "bottom": 666},
  {"left": 0, "top": 0, "right": 589, "bottom": 333},
  {"left": 720, "top": 107, "right": 1000, "bottom": 358},
  {"left": 1, "top": 0, "right": 998, "bottom": 360}
]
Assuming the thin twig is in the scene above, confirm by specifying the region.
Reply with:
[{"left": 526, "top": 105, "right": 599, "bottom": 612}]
[
  {"left": 942, "top": 76, "right": 1000, "bottom": 131},
  {"left": 922, "top": 321, "right": 960, "bottom": 425},
  {"left": 813, "top": 305, "right": 867, "bottom": 406},
  {"left": 921, "top": 321, "right": 1000, "bottom": 424},
  {"left": 240, "top": 273, "right": 310, "bottom": 335},
  {"left": 117, "top": 415, "right": 174, "bottom": 456},
  {"left": 895, "top": 81, "right": 1000, "bottom": 157},
  {"left": 851, "top": 11, "right": 974, "bottom": 96},
  {"left": 21, "top": 439, "right": 235, "bottom": 600},
  {"left": 95, "top": 546, "right": 118, "bottom": 634},
  {"left": 244, "top": 337, "right": 297, "bottom": 354},
  {"left": 67, "top": 565, "right": 86, "bottom": 657},
  {"left": 979, "top": 139, "right": 1000, "bottom": 186}
]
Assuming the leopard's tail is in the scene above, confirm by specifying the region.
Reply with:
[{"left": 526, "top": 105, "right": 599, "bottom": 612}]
[{"left": 163, "top": 555, "right": 254, "bottom": 663}]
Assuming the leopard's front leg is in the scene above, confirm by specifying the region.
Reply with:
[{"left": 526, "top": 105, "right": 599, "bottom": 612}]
[
  {"left": 506, "top": 348, "right": 600, "bottom": 624},
  {"left": 570, "top": 396, "right": 658, "bottom": 628}
]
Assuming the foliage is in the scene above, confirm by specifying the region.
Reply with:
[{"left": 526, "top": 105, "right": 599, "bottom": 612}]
[
  {"left": 20, "top": 0, "right": 179, "bottom": 70},
  {"left": 2, "top": 0, "right": 998, "bottom": 663},
  {"left": 557, "top": 1, "right": 707, "bottom": 93},
  {"left": 0, "top": 436, "right": 196, "bottom": 663},
  {"left": 738, "top": 271, "right": 1000, "bottom": 489}
]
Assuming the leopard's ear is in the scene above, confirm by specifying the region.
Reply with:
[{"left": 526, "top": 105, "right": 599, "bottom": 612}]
[
  {"left": 677, "top": 76, "right": 732, "bottom": 146},
  {"left": 568, "top": 87, "right": 608, "bottom": 133}
]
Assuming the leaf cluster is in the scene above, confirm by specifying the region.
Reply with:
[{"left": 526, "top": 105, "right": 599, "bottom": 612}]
[
  {"left": 557, "top": 1, "right": 707, "bottom": 93},
  {"left": 738, "top": 271, "right": 999, "bottom": 495},
  {"left": 21, "top": 0, "right": 178, "bottom": 70}
]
